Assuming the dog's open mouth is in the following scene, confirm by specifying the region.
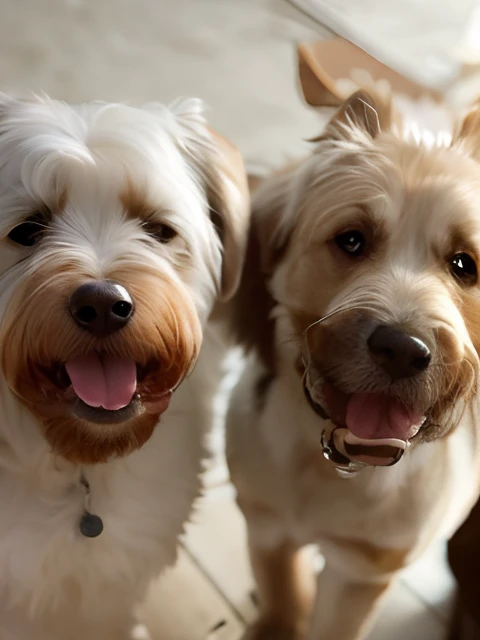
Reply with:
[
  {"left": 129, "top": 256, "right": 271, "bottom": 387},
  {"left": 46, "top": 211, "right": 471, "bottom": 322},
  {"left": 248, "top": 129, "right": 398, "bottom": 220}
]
[
  {"left": 56, "top": 353, "right": 172, "bottom": 425},
  {"left": 304, "top": 378, "right": 426, "bottom": 468}
]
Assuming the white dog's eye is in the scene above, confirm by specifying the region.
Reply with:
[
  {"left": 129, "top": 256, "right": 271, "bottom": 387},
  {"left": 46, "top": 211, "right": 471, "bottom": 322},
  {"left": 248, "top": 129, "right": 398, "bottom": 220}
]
[
  {"left": 143, "top": 221, "right": 177, "bottom": 244},
  {"left": 8, "top": 220, "right": 45, "bottom": 247},
  {"left": 335, "top": 230, "right": 366, "bottom": 257},
  {"left": 450, "top": 252, "right": 478, "bottom": 285}
]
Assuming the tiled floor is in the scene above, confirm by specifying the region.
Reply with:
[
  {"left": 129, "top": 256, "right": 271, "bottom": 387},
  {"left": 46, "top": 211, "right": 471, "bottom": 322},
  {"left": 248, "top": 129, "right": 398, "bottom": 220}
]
[
  {"left": 140, "top": 472, "right": 455, "bottom": 640},
  {"left": 0, "top": 0, "right": 463, "bottom": 637}
]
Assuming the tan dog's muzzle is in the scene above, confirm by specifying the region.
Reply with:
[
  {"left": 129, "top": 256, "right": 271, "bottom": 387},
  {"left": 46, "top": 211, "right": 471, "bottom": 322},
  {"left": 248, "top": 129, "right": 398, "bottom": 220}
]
[{"left": 304, "top": 379, "right": 410, "bottom": 476}]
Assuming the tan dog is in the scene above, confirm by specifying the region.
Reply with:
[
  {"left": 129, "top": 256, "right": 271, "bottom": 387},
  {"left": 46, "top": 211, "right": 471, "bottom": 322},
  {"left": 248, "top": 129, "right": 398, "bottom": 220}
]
[{"left": 226, "top": 60, "right": 480, "bottom": 640}]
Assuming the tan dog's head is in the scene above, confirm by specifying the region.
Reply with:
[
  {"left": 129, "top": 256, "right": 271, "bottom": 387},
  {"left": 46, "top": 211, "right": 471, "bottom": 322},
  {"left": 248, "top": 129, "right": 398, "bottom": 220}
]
[
  {"left": 236, "top": 81, "right": 480, "bottom": 468},
  {"left": 0, "top": 95, "right": 249, "bottom": 464}
]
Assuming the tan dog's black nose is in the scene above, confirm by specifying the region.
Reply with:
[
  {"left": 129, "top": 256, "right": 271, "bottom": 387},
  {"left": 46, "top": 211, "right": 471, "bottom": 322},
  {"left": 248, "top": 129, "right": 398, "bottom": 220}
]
[
  {"left": 368, "top": 325, "right": 431, "bottom": 381},
  {"left": 69, "top": 281, "right": 134, "bottom": 338}
]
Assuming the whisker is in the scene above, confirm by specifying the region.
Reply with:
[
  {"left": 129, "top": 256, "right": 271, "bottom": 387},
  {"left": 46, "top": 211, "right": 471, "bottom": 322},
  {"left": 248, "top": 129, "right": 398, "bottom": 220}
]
[{"left": 302, "top": 303, "right": 372, "bottom": 338}]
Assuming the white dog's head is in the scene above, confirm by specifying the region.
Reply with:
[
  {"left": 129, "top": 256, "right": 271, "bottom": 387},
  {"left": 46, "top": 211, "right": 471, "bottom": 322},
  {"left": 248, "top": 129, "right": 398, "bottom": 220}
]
[{"left": 0, "top": 95, "right": 248, "bottom": 464}]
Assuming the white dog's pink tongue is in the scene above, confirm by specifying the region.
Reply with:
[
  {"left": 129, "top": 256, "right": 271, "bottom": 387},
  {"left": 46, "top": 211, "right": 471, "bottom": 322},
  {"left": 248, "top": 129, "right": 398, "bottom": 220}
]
[
  {"left": 65, "top": 354, "right": 137, "bottom": 411},
  {"left": 346, "top": 393, "right": 422, "bottom": 441}
]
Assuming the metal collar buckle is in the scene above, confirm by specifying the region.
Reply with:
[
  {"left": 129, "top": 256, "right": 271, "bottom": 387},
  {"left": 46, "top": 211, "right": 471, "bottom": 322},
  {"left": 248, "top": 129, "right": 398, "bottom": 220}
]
[{"left": 321, "top": 426, "right": 407, "bottom": 477}]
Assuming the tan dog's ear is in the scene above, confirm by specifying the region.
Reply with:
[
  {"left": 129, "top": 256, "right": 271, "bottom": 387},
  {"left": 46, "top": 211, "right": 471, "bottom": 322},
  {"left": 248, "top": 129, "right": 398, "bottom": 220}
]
[
  {"left": 297, "top": 43, "right": 343, "bottom": 108},
  {"left": 297, "top": 45, "right": 394, "bottom": 141},
  {"left": 249, "top": 169, "right": 293, "bottom": 275},
  {"left": 231, "top": 169, "right": 295, "bottom": 371},
  {"left": 298, "top": 43, "right": 392, "bottom": 131},
  {"left": 451, "top": 101, "right": 480, "bottom": 161},
  {"left": 206, "top": 129, "right": 250, "bottom": 300},
  {"left": 319, "top": 89, "right": 393, "bottom": 142}
]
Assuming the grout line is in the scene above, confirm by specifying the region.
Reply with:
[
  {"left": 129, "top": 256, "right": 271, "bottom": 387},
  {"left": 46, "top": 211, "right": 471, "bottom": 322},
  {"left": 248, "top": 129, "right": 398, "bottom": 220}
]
[
  {"left": 399, "top": 576, "right": 452, "bottom": 626},
  {"left": 181, "top": 543, "right": 249, "bottom": 627}
]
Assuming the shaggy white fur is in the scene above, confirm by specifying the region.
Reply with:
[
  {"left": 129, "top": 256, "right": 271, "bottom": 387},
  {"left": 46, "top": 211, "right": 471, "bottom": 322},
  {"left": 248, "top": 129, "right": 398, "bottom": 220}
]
[{"left": 0, "top": 94, "right": 248, "bottom": 640}]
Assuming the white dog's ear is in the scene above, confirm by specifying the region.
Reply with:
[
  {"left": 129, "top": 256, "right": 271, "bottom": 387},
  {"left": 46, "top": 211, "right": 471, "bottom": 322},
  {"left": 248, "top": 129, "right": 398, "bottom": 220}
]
[
  {"left": 205, "top": 129, "right": 250, "bottom": 300},
  {"left": 171, "top": 100, "right": 250, "bottom": 301},
  {"left": 452, "top": 101, "right": 480, "bottom": 161}
]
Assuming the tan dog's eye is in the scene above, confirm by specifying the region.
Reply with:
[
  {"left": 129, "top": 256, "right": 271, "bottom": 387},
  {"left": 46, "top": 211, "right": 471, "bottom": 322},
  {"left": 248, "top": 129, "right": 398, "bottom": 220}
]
[
  {"left": 449, "top": 252, "right": 478, "bottom": 285},
  {"left": 335, "top": 230, "right": 366, "bottom": 257},
  {"left": 143, "top": 221, "right": 177, "bottom": 244},
  {"left": 8, "top": 220, "right": 45, "bottom": 247}
]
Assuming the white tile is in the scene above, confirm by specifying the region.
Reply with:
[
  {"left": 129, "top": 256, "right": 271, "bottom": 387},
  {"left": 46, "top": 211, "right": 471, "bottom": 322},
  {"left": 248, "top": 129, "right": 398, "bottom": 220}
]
[
  {"left": 367, "top": 578, "right": 448, "bottom": 640},
  {"left": 138, "top": 547, "right": 244, "bottom": 640},
  {"left": 401, "top": 540, "right": 456, "bottom": 622},
  {"left": 184, "top": 491, "right": 257, "bottom": 623}
]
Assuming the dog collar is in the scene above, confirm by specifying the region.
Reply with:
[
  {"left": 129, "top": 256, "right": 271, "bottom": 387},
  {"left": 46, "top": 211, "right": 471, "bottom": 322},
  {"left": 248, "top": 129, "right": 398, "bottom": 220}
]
[
  {"left": 303, "top": 376, "right": 408, "bottom": 476},
  {"left": 321, "top": 427, "right": 408, "bottom": 476}
]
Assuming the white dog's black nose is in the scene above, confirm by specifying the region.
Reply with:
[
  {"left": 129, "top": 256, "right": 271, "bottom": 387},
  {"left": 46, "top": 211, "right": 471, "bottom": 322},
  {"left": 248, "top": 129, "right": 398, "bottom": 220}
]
[
  {"left": 69, "top": 281, "right": 134, "bottom": 338},
  {"left": 368, "top": 325, "right": 431, "bottom": 381}
]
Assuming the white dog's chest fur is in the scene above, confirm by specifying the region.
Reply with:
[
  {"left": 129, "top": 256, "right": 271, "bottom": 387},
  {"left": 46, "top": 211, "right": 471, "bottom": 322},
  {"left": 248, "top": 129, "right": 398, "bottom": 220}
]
[{"left": 0, "top": 370, "right": 208, "bottom": 635}]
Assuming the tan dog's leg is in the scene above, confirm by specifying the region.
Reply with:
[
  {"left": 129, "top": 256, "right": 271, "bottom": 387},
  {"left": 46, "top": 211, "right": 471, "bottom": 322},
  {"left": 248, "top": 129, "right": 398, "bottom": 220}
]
[
  {"left": 245, "top": 540, "right": 315, "bottom": 640},
  {"left": 307, "top": 565, "right": 390, "bottom": 640}
]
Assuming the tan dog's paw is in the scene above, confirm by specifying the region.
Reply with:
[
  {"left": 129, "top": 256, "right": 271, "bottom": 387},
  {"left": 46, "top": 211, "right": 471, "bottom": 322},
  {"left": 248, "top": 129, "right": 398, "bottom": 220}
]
[{"left": 242, "top": 620, "right": 304, "bottom": 640}]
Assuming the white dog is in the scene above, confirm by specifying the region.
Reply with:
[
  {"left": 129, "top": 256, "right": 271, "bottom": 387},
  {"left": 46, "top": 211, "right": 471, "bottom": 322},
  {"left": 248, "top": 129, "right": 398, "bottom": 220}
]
[{"left": 0, "top": 94, "right": 248, "bottom": 640}]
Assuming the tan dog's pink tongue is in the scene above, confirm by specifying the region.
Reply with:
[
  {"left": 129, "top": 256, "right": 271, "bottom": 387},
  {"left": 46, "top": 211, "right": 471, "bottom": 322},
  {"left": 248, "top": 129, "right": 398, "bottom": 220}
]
[
  {"left": 346, "top": 393, "right": 422, "bottom": 441},
  {"left": 65, "top": 354, "right": 137, "bottom": 411}
]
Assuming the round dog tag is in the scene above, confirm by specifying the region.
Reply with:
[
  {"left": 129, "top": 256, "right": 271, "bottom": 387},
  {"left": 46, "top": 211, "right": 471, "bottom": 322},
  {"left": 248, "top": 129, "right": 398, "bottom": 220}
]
[{"left": 79, "top": 512, "right": 104, "bottom": 538}]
